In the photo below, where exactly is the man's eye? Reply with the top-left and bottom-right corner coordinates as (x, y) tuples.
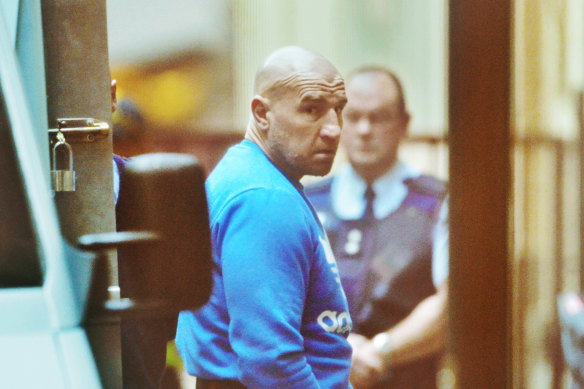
(370, 113), (395, 124)
(305, 106), (319, 116)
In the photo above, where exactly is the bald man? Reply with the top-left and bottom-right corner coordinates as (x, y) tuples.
(176, 46), (352, 389)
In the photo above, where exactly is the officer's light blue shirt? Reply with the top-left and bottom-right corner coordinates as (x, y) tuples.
(432, 197), (449, 286)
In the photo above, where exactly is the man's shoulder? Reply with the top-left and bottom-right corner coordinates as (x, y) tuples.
(207, 142), (263, 190)
(207, 149), (306, 218)
(401, 174), (447, 214)
(404, 174), (447, 199)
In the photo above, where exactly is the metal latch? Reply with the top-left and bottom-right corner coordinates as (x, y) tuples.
(49, 118), (110, 143)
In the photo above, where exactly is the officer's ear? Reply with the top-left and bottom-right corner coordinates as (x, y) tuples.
(111, 79), (118, 113)
(251, 95), (270, 131)
(398, 111), (411, 138)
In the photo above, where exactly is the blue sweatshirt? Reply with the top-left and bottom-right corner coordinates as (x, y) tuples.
(176, 140), (353, 388)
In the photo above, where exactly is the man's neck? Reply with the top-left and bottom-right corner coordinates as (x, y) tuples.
(244, 124), (264, 149)
(245, 126), (302, 182)
(353, 161), (397, 186)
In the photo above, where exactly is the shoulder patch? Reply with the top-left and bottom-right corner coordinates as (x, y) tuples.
(403, 175), (447, 200)
(402, 175), (447, 214)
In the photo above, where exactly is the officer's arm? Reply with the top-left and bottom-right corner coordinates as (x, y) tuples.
(371, 280), (447, 369)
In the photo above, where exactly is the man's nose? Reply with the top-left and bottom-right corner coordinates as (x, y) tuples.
(321, 109), (342, 138)
(355, 117), (372, 135)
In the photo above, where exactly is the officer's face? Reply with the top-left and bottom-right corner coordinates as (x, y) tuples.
(342, 73), (410, 182)
(264, 70), (347, 180)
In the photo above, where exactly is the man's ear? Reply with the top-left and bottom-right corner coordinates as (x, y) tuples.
(399, 111), (411, 137)
(111, 79), (118, 113)
(251, 96), (269, 131)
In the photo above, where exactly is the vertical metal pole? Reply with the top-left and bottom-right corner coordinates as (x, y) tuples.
(448, 1), (511, 388)
(41, 0), (115, 241)
(579, 92), (584, 292)
(40, 1), (120, 387)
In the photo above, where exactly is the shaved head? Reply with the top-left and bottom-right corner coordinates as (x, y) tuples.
(254, 46), (343, 99)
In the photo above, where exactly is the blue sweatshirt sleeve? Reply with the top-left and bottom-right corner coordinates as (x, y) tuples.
(215, 188), (321, 389)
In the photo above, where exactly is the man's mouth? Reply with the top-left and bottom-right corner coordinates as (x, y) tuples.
(357, 144), (376, 153)
(316, 150), (336, 157)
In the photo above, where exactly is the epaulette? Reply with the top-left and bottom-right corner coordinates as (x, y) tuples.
(403, 175), (448, 200)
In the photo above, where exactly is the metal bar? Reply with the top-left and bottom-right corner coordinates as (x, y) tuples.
(48, 118), (110, 143)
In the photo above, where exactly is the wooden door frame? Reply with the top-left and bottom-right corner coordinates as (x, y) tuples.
(448, 1), (512, 388)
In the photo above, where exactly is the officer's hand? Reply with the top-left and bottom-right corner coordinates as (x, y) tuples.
(347, 333), (368, 349)
(348, 335), (386, 389)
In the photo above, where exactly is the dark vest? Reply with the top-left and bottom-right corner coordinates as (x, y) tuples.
(306, 173), (446, 389)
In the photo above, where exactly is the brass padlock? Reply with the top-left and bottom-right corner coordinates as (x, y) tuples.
(51, 138), (76, 192)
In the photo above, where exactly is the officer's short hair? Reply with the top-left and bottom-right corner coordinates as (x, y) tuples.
(347, 66), (407, 115)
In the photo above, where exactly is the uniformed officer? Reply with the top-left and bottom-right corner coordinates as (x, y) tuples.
(306, 67), (448, 389)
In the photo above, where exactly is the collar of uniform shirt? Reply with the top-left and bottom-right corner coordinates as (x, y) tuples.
(331, 161), (420, 220)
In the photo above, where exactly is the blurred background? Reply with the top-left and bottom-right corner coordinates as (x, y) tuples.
(105, 1), (583, 388)
(107, 0), (448, 177)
